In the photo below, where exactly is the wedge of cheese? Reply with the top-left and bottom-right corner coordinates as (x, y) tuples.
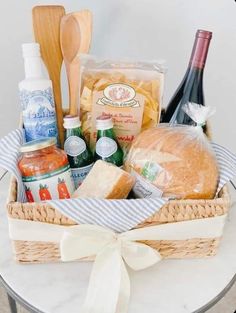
(73, 160), (135, 199)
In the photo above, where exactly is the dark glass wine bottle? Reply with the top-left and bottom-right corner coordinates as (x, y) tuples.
(162, 29), (212, 125)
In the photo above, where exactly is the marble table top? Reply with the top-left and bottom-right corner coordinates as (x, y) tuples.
(0, 174), (236, 313)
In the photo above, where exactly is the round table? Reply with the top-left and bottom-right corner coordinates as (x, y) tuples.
(1, 174), (236, 313)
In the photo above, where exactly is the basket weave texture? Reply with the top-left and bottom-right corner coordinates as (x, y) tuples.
(7, 177), (231, 263)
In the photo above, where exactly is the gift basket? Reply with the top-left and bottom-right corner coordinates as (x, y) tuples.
(1, 5), (236, 313)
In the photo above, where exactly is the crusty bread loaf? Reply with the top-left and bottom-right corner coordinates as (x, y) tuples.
(125, 126), (219, 199)
(73, 160), (135, 199)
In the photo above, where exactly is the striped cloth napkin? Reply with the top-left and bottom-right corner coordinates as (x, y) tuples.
(0, 128), (235, 232)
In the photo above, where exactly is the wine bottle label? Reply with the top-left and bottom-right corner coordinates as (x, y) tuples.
(96, 137), (118, 158)
(71, 163), (94, 189)
(22, 164), (75, 202)
(64, 136), (87, 157)
(131, 170), (163, 199)
(20, 87), (58, 142)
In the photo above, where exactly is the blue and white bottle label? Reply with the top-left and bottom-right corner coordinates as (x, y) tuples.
(20, 87), (58, 142)
(71, 163), (94, 189)
(64, 136), (86, 157)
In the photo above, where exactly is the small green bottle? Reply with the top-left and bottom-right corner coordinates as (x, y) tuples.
(63, 115), (94, 188)
(95, 116), (123, 167)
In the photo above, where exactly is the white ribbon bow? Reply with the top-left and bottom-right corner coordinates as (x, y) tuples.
(60, 225), (162, 313)
(8, 215), (226, 313)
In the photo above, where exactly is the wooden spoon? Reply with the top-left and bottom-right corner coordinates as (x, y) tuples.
(32, 5), (65, 147)
(60, 10), (92, 116)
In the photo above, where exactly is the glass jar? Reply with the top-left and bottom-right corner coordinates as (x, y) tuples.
(18, 138), (75, 202)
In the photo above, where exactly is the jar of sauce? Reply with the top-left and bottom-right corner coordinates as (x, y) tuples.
(18, 138), (75, 202)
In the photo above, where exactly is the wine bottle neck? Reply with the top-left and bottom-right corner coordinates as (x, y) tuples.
(189, 30), (212, 69)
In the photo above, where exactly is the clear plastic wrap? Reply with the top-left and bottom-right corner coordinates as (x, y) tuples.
(79, 55), (166, 153)
(125, 104), (219, 200)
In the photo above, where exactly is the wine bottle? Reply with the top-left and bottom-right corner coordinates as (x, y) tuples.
(162, 30), (212, 125)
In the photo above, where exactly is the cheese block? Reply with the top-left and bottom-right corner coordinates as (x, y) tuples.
(73, 160), (135, 199)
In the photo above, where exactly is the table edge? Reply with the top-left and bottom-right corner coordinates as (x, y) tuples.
(0, 274), (43, 313)
(193, 272), (236, 313)
(1, 272), (236, 313)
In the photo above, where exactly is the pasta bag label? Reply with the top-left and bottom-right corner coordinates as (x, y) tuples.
(91, 83), (145, 149)
(97, 84), (140, 108)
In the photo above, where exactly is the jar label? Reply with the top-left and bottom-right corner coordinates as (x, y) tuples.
(64, 136), (86, 157)
(131, 170), (163, 199)
(22, 164), (75, 202)
(20, 87), (58, 142)
(71, 163), (94, 189)
(96, 137), (118, 158)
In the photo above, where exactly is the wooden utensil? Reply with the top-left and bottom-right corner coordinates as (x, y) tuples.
(60, 10), (92, 116)
(32, 5), (65, 147)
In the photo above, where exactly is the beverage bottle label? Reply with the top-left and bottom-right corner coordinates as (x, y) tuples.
(95, 137), (118, 158)
(20, 87), (58, 141)
(64, 136), (86, 156)
(71, 163), (94, 189)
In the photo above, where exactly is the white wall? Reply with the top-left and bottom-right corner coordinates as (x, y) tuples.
(0, 0), (235, 152)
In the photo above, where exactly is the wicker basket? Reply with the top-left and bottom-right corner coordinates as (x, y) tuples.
(7, 175), (231, 263)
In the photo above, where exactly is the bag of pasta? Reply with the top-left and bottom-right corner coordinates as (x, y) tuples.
(80, 55), (166, 153)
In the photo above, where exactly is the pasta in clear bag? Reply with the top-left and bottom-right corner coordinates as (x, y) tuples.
(79, 55), (166, 153)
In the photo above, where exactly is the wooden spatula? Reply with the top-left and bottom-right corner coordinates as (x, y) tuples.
(60, 10), (92, 116)
(32, 5), (65, 147)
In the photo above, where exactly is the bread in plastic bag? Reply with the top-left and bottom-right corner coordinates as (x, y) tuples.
(80, 55), (166, 153)
(124, 104), (219, 200)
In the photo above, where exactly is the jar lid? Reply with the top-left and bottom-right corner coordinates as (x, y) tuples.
(96, 116), (113, 130)
(63, 115), (81, 129)
(20, 138), (57, 153)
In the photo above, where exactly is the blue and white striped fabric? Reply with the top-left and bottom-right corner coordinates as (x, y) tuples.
(47, 198), (166, 232)
(0, 128), (236, 232)
(212, 142), (236, 194)
(0, 129), (26, 202)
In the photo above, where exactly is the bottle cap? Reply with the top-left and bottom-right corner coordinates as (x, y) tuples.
(20, 138), (57, 153)
(196, 30), (212, 40)
(190, 29), (212, 69)
(96, 116), (113, 130)
(63, 115), (81, 129)
(22, 43), (41, 58)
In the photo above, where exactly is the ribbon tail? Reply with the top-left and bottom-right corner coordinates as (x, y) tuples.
(82, 243), (130, 313)
(115, 259), (130, 313)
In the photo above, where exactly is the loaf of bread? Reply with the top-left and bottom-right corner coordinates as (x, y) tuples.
(125, 126), (219, 199)
(73, 160), (135, 199)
